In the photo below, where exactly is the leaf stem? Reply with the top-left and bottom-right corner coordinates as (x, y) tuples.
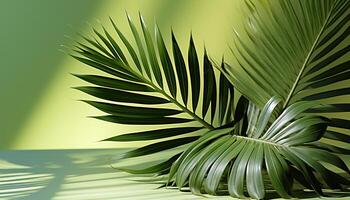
(152, 85), (214, 130)
(282, 5), (336, 109)
(126, 65), (214, 130)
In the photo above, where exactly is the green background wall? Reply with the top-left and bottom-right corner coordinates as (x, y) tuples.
(1, 0), (348, 149)
(1, 0), (246, 149)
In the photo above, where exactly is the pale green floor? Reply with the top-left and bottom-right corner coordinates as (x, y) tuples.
(0, 149), (349, 200)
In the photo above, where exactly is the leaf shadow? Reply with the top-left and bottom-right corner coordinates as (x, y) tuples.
(0, 149), (141, 200)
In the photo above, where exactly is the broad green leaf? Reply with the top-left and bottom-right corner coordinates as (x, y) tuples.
(225, 0), (350, 120)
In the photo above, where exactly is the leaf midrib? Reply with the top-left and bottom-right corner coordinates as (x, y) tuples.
(282, 3), (337, 110)
(123, 63), (214, 130)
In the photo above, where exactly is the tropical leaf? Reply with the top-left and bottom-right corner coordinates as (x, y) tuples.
(73, 14), (235, 160)
(71, 1), (350, 199)
(169, 97), (350, 199)
(223, 0), (350, 151)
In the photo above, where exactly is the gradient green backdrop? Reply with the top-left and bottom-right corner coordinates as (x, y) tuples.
(1, 0), (245, 149)
(1, 0), (348, 149)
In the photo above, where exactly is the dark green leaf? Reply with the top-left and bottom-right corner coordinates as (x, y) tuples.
(329, 118), (350, 129)
(72, 56), (139, 82)
(324, 130), (350, 143)
(110, 17), (143, 72)
(117, 153), (180, 174)
(122, 136), (199, 158)
(94, 115), (192, 125)
(104, 127), (202, 141)
(202, 50), (217, 123)
(102, 26), (128, 65)
(83, 100), (181, 117)
(302, 87), (350, 100)
(218, 68), (231, 126)
(75, 86), (168, 104)
(188, 35), (200, 111)
(156, 26), (177, 97)
(172, 31), (188, 105)
(74, 74), (150, 92)
(139, 14), (163, 87)
(127, 14), (152, 78)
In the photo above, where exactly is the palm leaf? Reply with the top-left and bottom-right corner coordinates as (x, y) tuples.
(171, 97), (350, 199)
(223, 0), (350, 150)
(71, 2), (350, 199)
(73, 14), (235, 160)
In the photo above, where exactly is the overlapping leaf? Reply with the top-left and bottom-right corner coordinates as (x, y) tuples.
(170, 97), (350, 199)
(73, 14), (235, 161)
(71, 1), (350, 199)
(223, 0), (350, 154)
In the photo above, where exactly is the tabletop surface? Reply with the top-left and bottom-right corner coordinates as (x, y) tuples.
(0, 149), (349, 200)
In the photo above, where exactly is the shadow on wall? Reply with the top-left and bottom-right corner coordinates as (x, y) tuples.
(0, 150), (349, 200)
(0, 0), (101, 148)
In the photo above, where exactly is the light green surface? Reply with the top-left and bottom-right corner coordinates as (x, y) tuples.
(0, 149), (348, 200)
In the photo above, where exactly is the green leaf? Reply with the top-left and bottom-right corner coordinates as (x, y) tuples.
(204, 139), (246, 195)
(110, 17), (142, 72)
(156, 25), (177, 97)
(218, 63), (234, 126)
(95, 115), (192, 125)
(225, 0), (350, 113)
(306, 103), (350, 113)
(329, 118), (350, 129)
(324, 130), (350, 143)
(83, 100), (181, 117)
(168, 128), (233, 183)
(74, 86), (168, 104)
(72, 56), (139, 82)
(73, 74), (150, 92)
(102, 26), (128, 65)
(127, 14), (152, 78)
(202, 50), (217, 122)
(171, 97), (350, 199)
(117, 153), (180, 174)
(228, 141), (254, 198)
(104, 127), (202, 141)
(189, 135), (236, 194)
(264, 145), (292, 198)
(246, 143), (264, 199)
(172, 31), (188, 105)
(188, 35), (200, 111)
(122, 136), (199, 159)
(139, 14), (163, 87)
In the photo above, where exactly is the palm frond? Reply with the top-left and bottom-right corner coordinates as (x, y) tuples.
(73, 14), (235, 159)
(72, 2), (350, 199)
(170, 97), (350, 199)
(223, 0), (350, 150)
